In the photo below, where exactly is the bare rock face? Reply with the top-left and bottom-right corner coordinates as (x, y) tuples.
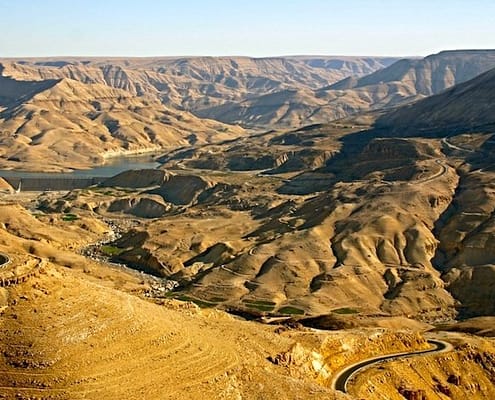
(108, 229), (181, 276)
(107, 198), (134, 213)
(268, 343), (329, 381)
(398, 387), (427, 400)
(338, 137), (441, 181)
(226, 154), (284, 171)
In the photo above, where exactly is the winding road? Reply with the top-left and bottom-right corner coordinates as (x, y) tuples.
(331, 339), (453, 393)
(0, 252), (10, 269)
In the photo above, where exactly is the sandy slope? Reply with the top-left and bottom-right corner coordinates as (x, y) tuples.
(0, 265), (341, 400)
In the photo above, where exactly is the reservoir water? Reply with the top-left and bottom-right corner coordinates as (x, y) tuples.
(0, 154), (161, 179)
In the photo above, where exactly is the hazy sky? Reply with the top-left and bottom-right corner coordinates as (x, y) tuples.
(1, 0), (494, 57)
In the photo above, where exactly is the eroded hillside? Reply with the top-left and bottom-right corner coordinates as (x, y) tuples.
(1, 50), (495, 399)
(27, 125), (491, 323)
(1, 51), (495, 171)
(0, 200), (493, 400)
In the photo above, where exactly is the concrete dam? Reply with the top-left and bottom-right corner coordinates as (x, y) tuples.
(2, 176), (105, 191)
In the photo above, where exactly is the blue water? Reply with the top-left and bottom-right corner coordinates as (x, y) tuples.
(0, 155), (161, 179)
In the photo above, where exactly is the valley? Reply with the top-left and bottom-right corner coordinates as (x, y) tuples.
(0, 48), (494, 399)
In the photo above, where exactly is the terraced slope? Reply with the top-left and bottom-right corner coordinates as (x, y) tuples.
(0, 266), (339, 400)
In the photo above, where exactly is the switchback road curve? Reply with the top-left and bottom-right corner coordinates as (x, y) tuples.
(0, 252), (10, 269)
(331, 339), (453, 393)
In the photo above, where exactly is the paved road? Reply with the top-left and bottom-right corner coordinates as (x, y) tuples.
(441, 137), (474, 153)
(415, 159), (447, 183)
(0, 252), (10, 269)
(331, 339), (453, 393)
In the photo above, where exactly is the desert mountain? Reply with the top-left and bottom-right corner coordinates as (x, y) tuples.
(1, 51), (495, 399)
(330, 50), (495, 93)
(2, 56), (398, 95)
(307, 50), (495, 126)
(192, 50), (495, 128)
(365, 67), (495, 317)
(275, 71), (495, 318)
(168, 50), (495, 128)
(1, 51), (495, 137)
(0, 71), (244, 171)
(0, 56), (399, 132)
(1, 51), (495, 320)
(374, 65), (495, 135)
(0, 56), (402, 170)
(102, 67), (495, 321)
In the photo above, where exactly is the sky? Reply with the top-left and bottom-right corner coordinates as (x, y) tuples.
(1, 0), (494, 58)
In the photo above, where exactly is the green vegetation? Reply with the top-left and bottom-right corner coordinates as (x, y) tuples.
(242, 299), (276, 312)
(278, 306), (304, 315)
(191, 299), (218, 308)
(62, 213), (79, 221)
(209, 296), (227, 303)
(173, 294), (194, 302)
(100, 245), (125, 256)
(244, 303), (275, 312)
(173, 294), (218, 308)
(332, 307), (360, 315)
(243, 299), (276, 306)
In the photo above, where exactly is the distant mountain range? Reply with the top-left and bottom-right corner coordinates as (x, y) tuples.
(212, 50), (495, 128)
(375, 64), (495, 135)
(1, 50), (495, 170)
(1, 56), (398, 119)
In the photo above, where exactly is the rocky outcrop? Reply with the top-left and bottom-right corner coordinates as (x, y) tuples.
(108, 195), (171, 218)
(184, 242), (236, 268)
(129, 197), (171, 218)
(398, 387), (427, 400)
(149, 174), (214, 205)
(266, 149), (334, 174)
(443, 265), (495, 317)
(102, 169), (167, 188)
(0, 257), (46, 288)
(268, 342), (330, 382)
(107, 195), (171, 218)
(227, 154), (284, 171)
(110, 230), (178, 277)
(116, 247), (172, 277)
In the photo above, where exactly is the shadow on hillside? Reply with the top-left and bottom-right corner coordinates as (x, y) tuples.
(0, 64), (60, 114)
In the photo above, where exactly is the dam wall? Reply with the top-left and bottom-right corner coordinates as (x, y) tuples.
(1, 176), (105, 191)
